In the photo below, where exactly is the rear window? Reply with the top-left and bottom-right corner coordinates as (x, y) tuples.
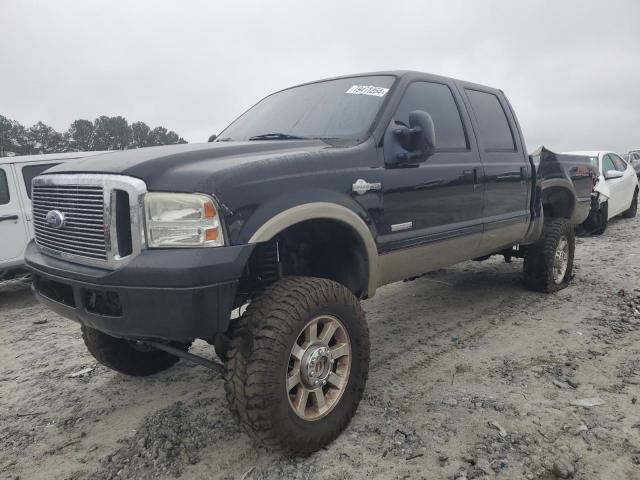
(466, 89), (516, 151)
(21, 163), (59, 199)
(0, 169), (9, 205)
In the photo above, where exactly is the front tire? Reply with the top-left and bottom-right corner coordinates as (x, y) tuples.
(224, 276), (369, 455)
(622, 190), (638, 219)
(523, 218), (575, 293)
(81, 326), (190, 376)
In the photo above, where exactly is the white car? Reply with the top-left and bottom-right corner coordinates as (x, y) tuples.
(564, 150), (638, 234)
(0, 151), (107, 281)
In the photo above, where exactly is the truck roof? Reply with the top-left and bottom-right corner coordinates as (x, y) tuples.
(0, 150), (110, 166)
(281, 70), (503, 97)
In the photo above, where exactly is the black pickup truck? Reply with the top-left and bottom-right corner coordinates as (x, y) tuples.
(25, 71), (593, 454)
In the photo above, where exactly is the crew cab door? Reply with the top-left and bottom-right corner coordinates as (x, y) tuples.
(462, 88), (530, 252)
(375, 80), (484, 283)
(0, 165), (29, 264)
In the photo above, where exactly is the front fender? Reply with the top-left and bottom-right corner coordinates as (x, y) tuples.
(234, 189), (380, 297)
(593, 177), (610, 202)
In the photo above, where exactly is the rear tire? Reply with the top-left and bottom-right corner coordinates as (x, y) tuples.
(81, 326), (190, 376)
(224, 276), (369, 454)
(523, 218), (575, 293)
(622, 190), (638, 219)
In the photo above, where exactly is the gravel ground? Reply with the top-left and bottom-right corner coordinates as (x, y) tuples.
(2, 216), (640, 480)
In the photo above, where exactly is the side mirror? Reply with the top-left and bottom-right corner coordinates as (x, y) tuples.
(208, 134), (217, 142)
(383, 110), (436, 166)
(605, 170), (623, 180)
(407, 110), (436, 159)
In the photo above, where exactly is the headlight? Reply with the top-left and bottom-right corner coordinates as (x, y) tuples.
(144, 193), (224, 247)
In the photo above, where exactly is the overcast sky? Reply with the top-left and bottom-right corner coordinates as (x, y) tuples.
(2, 0), (639, 152)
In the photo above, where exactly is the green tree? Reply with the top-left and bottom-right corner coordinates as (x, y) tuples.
(92, 115), (132, 150)
(67, 119), (94, 151)
(148, 126), (169, 146)
(0, 115), (28, 156)
(165, 130), (187, 145)
(147, 126), (187, 146)
(1, 114), (187, 156)
(25, 121), (67, 154)
(130, 121), (151, 148)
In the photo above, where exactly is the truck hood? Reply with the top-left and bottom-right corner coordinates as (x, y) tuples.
(45, 140), (333, 193)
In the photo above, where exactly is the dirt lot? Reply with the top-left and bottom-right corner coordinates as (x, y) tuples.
(2, 216), (640, 480)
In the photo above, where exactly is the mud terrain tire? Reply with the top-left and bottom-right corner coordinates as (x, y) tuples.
(224, 276), (369, 454)
(81, 326), (189, 376)
(523, 218), (575, 293)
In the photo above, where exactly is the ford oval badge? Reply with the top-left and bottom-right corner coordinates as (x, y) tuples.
(45, 210), (66, 229)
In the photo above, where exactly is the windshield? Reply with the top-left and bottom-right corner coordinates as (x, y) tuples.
(217, 75), (395, 145)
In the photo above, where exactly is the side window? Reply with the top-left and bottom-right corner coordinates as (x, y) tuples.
(466, 89), (516, 151)
(610, 154), (627, 172)
(394, 82), (468, 150)
(21, 163), (60, 199)
(0, 168), (10, 205)
(602, 154), (616, 173)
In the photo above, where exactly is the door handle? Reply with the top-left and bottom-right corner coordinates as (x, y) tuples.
(520, 166), (527, 185)
(0, 214), (19, 222)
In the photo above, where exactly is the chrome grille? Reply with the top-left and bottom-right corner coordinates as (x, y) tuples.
(31, 174), (148, 270)
(32, 185), (107, 260)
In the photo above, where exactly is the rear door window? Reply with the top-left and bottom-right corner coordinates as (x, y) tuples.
(0, 168), (10, 205)
(394, 81), (468, 150)
(21, 163), (60, 198)
(465, 89), (516, 151)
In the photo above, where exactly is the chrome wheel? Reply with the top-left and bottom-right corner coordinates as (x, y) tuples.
(553, 236), (569, 284)
(287, 315), (351, 420)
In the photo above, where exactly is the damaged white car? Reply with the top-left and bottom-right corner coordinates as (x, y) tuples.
(567, 150), (639, 234)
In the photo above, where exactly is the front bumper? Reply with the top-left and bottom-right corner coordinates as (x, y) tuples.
(24, 241), (254, 341)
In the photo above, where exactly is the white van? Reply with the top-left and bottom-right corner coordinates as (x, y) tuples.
(0, 151), (107, 280)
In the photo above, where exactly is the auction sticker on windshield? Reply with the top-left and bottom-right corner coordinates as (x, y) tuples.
(345, 85), (389, 97)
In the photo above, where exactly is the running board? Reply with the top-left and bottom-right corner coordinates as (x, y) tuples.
(144, 341), (224, 372)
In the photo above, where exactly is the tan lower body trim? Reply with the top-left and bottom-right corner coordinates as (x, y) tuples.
(377, 232), (483, 286)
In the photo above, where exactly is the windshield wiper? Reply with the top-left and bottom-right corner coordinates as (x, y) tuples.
(248, 133), (308, 141)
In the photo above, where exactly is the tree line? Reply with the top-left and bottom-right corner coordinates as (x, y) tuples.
(0, 115), (187, 156)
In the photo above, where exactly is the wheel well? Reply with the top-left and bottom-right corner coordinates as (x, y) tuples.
(541, 186), (574, 219)
(240, 219), (369, 300)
